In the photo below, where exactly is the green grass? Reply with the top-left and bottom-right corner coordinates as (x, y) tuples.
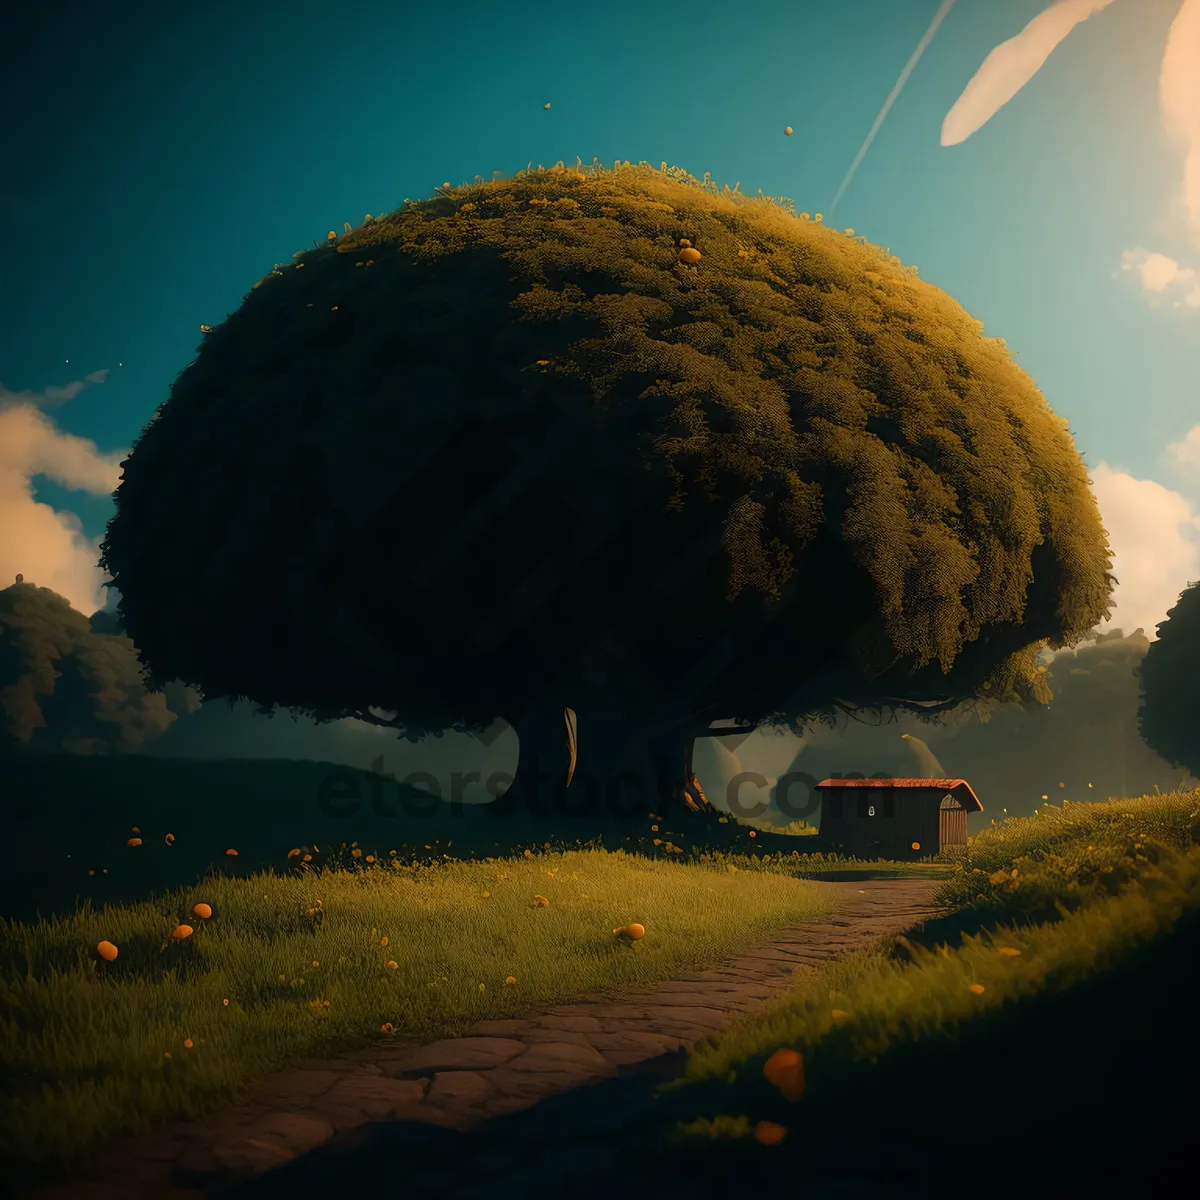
(0, 845), (838, 1182)
(647, 787), (1200, 1195)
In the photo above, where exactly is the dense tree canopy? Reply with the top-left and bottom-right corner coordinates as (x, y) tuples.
(0, 578), (180, 754)
(1138, 581), (1200, 778)
(100, 160), (1114, 815)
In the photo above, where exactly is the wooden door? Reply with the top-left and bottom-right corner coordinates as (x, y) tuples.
(938, 795), (967, 847)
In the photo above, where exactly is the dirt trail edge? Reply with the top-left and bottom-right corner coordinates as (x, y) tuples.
(27, 877), (944, 1200)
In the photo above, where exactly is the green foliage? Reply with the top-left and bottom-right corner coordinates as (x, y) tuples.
(101, 159), (1114, 745)
(0, 580), (178, 754)
(1138, 579), (1200, 776)
(938, 787), (1200, 921)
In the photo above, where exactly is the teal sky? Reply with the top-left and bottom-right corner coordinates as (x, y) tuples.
(2, 0), (1198, 637)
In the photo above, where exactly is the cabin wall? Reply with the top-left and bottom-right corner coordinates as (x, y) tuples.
(819, 789), (955, 858)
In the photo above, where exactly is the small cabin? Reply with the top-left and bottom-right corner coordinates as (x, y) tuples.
(814, 778), (983, 859)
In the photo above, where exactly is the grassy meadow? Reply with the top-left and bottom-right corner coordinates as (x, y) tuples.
(639, 787), (1200, 1198)
(10, 748), (1193, 1197)
(0, 840), (842, 1183)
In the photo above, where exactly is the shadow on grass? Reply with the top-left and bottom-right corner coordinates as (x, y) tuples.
(0, 754), (848, 922)
(225, 904), (1200, 1200)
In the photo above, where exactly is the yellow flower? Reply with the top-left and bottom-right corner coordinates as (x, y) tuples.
(386, 960), (398, 969)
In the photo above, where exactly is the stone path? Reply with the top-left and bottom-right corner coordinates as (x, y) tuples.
(25, 878), (944, 1200)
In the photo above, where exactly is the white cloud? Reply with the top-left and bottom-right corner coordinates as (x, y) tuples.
(1160, 0), (1200, 247)
(0, 374), (125, 615)
(1121, 247), (1200, 308)
(1090, 461), (1200, 638)
(1168, 423), (1200, 471)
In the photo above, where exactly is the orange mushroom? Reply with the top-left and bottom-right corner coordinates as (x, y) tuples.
(784, 126), (793, 136)
(762, 1048), (805, 1101)
(192, 903), (212, 919)
(96, 941), (118, 962)
(677, 247), (702, 264)
(678, 239), (692, 248)
(224, 848), (238, 857)
(613, 923), (646, 940)
(126, 837), (143, 847)
(172, 924), (194, 940)
(911, 842), (921, 851)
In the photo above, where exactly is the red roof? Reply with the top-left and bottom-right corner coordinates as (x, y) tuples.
(815, 777), (982, 812)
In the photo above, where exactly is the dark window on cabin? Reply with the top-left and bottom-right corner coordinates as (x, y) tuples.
(826, 793), (843, 818)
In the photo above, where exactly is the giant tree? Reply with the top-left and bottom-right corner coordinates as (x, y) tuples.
(1138, 581), (1200, 779)
(99, 161), (1114, 822)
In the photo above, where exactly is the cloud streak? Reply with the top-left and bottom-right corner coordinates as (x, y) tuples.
(941, 0), (1119, 147)
(828, 0), (959, 218)
(0, 373), (125, 615)
(943, 0), (1200, 250)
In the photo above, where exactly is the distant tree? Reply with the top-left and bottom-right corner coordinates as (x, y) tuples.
(0, 579), (178, 754)
(99, 162), (1114, 820)
(1138, 581), (1200, 778)
(788, 627), (1193, 820)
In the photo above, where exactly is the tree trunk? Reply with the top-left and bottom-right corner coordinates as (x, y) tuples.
(494, 702), (719, 826)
